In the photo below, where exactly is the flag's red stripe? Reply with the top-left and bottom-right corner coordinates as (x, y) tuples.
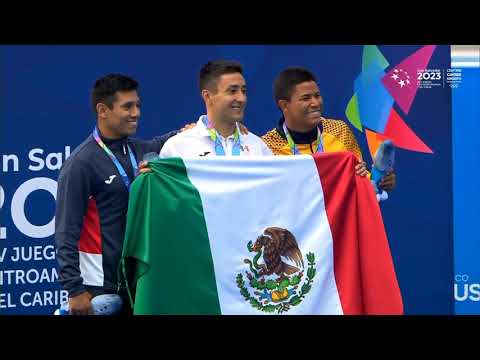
(314, 152), (403, 314)
(78, 197), (102, 254)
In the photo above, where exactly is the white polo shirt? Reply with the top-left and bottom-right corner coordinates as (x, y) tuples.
(160, 116), (272, 158)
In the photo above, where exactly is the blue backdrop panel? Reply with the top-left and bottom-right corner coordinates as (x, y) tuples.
(453, 67), (480, 313)
(0, 45), (453, 314)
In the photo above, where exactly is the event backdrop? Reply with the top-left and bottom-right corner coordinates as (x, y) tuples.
(0, 45), (470, 314)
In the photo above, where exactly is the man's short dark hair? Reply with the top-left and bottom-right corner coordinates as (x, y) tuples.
(91, 74), (138, 113)
(199, 60), (243, 93)
(273, 67), (317, 103)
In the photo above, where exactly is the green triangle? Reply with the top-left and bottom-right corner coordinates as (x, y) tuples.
(362, 45), (389, 71)
(345, 93), (363, 132)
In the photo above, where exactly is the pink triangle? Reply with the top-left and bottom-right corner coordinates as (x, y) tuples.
(382, 45), (436, 114)
(384, 108), (433, 153)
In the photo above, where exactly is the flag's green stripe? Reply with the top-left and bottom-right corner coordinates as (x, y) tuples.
(121, 158), (221, 315)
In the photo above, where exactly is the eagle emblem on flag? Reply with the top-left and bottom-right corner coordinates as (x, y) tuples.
(236, 227), (317, 314)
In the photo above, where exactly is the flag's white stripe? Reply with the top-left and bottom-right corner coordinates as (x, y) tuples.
(183, 156), (343, 315)
(79, 251), (104, 287)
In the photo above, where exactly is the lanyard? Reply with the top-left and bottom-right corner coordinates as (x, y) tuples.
(282, 122), (324, 155)
(202, 116), (242, 156)
(93, 127), (138, 191)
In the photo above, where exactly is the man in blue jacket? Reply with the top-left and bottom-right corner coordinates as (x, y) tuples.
(55, 74), (178, 315)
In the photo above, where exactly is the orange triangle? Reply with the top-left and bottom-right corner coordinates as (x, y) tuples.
(365, 129), (390, 161)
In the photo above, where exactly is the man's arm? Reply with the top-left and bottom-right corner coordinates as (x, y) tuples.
(138, 132), (182, 174)
(341, 123), (369, 177)
(145, 123), (202, 154)
(151, 130), (178, 152)
(337, 121), (371, 178)
(55, 158), (92, 313)
(339, 120), (364, 162)
(379, 171), (396, 191)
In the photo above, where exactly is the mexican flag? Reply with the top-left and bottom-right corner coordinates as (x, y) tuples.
(120, 152), (403, 315)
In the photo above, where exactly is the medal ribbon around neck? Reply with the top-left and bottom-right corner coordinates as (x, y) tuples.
(282, 122), (324, 155)
(202, 115), (241, 156)
(93, 126), (138, 191)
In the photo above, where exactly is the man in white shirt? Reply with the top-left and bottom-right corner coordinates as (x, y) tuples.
(160, 60), (272, 158)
